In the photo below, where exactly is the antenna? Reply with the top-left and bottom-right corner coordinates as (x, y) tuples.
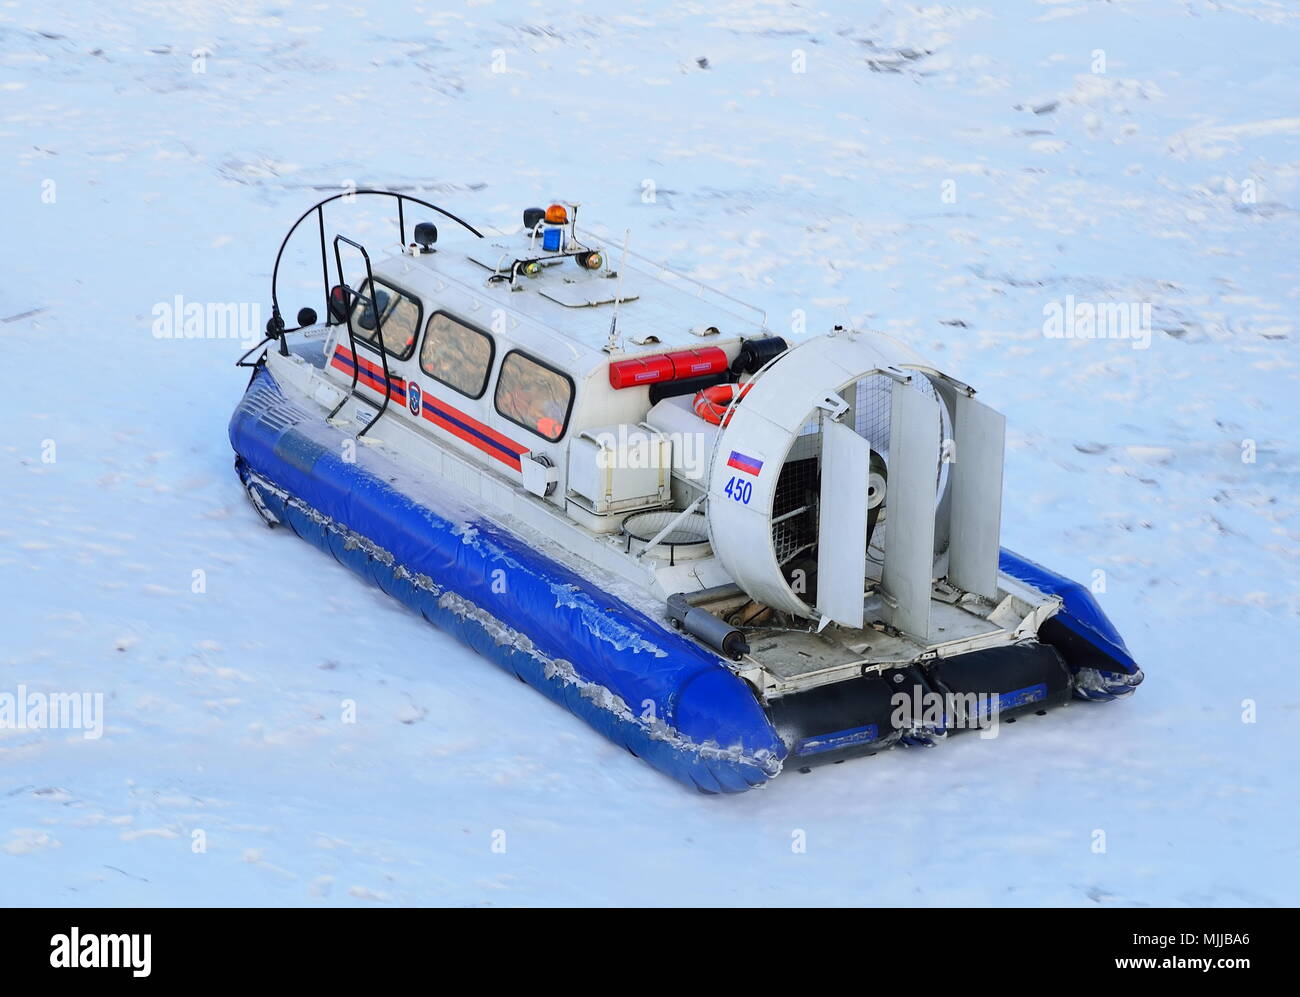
(605, 228), (631, 353)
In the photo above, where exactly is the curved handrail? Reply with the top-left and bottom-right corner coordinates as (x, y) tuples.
(269, 189), (485, 326)
(329, 233), (392, 437)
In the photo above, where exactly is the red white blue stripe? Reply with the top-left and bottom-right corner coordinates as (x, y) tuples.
(330, 344), (407, 401)
(330, 345), (527, 473)
(417, 392), (528, 472)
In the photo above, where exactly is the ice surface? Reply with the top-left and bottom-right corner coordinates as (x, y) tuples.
(2, 0), (1297, 906)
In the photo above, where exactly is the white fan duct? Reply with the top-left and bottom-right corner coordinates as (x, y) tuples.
(705, 331), (1005, 640)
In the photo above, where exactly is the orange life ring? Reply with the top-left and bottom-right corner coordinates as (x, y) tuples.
(692, 382), (751, 426)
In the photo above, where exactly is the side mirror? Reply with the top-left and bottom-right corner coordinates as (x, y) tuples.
(328, 285), (352, 323)
(297, 307), (318, 328)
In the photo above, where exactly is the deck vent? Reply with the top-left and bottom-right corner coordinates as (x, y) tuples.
(622, 510), (711, 564)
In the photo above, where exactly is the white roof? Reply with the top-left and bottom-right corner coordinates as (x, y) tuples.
(375, 226), (768, 370)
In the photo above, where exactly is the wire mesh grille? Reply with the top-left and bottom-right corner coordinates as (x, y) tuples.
(766, 372), (949, 580)
(771, 454), (819, 565)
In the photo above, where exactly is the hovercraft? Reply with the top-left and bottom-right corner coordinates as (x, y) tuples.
(229, 192), (1143, 793)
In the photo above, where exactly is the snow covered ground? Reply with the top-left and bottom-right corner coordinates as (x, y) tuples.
(2, 0), (1297, 906)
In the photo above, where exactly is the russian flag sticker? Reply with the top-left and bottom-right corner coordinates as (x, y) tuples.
(727, 450), (764, 476)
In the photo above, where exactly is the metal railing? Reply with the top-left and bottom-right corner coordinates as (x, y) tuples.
(260, 189), (484, 357)
(328, 234), (392, 437)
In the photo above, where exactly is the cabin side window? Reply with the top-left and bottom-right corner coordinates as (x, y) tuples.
(419, 312), (494, 399)
(494, 351), (574, 443)
(350, 279), (421, 360)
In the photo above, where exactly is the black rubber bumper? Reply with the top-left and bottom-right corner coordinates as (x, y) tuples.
(927, 640), (1073, 722)
(766, 642), (1072, 767)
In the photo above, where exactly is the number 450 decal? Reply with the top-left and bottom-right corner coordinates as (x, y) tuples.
(724, 476), (753, 505)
